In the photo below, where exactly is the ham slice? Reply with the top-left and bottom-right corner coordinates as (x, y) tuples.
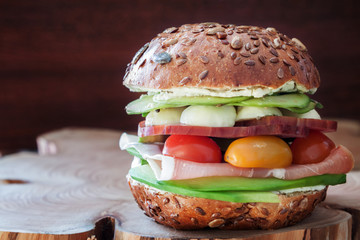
(120, 133), (354, 181)
(166, 145), (354, 180)
(138, 116), (337, 139)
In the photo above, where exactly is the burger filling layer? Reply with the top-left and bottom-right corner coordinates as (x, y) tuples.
(120, 132), (353, 203)
(122, 92), (354, 203)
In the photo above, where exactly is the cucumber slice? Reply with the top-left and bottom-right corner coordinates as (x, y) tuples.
(126, 95), (185, 115)
(126, 93), (316, 115)
(285, 101), (323, 114)
(234, 93), (310, 108)
(129, 165), (279, 203)
(126, 95), (250, 115)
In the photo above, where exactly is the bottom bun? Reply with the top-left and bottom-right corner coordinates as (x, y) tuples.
(128, 176), (327, 230)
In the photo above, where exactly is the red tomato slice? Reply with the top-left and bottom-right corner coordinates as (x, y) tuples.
(291, 130), (336, 164)
(138, 116), (337, 139)
(162, 135), (222, 163)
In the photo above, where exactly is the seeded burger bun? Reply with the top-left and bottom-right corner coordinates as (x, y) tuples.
(129, 177), (327, 230)
(124, 23), (327, 230)
(124, 22), (320, 98)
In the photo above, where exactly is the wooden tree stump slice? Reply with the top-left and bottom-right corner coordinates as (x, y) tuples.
(325, 119), (360, 240)
(325, 171), (360, 240)
(114, 205), (352, 240)
(326, 119), (360, 170)
(0, 127), (358, 240)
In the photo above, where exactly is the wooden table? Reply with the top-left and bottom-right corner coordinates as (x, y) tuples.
(0, 121), (359, 240)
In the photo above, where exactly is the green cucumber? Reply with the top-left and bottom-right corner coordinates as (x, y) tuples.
(285, 101), (323, 114)
(126, 93), (317, 115)
(126, 95), (250, 115)
(155, 96), (251, 105)
(129, 165), (279, 203)
(233, 93), (310, 108)
(126, 95), (185, 115)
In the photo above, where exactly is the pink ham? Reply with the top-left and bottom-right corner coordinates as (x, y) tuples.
(138, 116), (337, 139)
(167, 145), (354, 180)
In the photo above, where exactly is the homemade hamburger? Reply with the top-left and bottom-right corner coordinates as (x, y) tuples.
(120, 23), (354, 230)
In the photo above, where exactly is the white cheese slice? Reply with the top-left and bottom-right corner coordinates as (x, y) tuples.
(145, 107), (185, 126)
(236, 106), (282, 121)
(180, 105), (236, 127)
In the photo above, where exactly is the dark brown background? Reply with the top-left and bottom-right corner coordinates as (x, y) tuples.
(1, 0), (360, 153)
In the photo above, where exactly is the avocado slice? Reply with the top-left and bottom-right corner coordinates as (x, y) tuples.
(163, 174), (346, 192)
(125, 148), (346, 192)
(129, 165), (280, 203)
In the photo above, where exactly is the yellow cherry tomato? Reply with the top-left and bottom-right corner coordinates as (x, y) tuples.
(224, 136), (292, 168)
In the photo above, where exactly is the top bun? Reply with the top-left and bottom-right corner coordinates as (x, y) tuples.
(123, 23), (320, 98)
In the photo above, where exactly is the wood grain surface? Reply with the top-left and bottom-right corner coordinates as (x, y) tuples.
(1, 0), (360, 153)
(0, 128), (359, 240)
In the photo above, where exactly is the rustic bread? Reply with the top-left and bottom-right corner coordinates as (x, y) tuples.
(123, 23), (320, 96)
(128, 176), (327, 230)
